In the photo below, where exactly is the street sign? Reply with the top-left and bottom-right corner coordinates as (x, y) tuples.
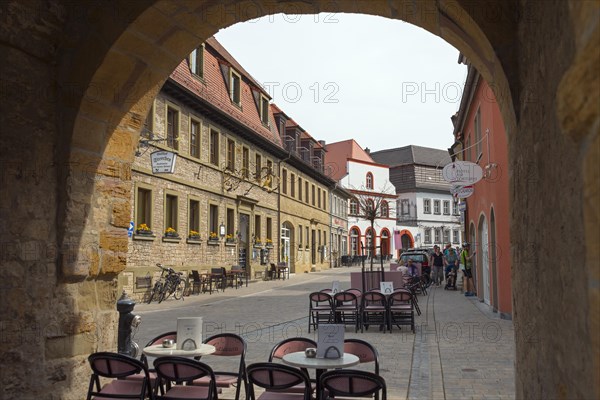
(458, 200), (467, 211)
(128, 221), (134, 237)
(442, 161), (483, 185)
(151, 150), (177, 173)
(452, 186), (474, 199)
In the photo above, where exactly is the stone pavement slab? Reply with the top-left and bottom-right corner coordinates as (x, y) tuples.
(134, 266), (515, 399)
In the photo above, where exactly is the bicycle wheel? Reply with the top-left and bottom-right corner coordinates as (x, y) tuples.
(173, 279), (187, 300)
(158, 280), (175, 303)
(147, 281), (163, 304)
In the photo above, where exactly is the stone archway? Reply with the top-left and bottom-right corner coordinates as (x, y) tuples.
(1, 1), (598, 399)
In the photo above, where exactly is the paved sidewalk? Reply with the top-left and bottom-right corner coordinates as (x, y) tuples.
(134, 265), (515, 399)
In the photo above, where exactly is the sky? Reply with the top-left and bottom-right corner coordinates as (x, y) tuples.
(215, 13), (467, 153)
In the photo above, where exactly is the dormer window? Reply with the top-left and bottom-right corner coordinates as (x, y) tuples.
(189, 45), (204, 78)
(260, 95), (269, 126)
(230, 69), (241, 105)
(366, 172), (374, 189)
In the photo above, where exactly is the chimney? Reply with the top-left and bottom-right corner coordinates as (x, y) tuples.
(365, 147), (370, 154)
(318, 140), (326, 147)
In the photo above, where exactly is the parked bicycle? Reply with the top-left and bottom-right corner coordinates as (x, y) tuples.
(147, 263), (187, 304)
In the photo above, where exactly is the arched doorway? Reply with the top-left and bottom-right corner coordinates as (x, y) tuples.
(490, 208), (499, 312)
(478, 214), (491, 305)
(380, 229), (390, 258)
(2, 2), (598, 399)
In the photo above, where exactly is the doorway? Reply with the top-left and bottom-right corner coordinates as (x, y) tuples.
(478, 215), (491, 305)
(239, 213), (250, 272)
(281, 222), (293, 273)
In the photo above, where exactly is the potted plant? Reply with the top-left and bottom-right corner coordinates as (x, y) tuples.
(265, 238), (273, 248)
(136, 223), (153, 235)
(208, 232), (219, 241)
(254, 237), (263, 247)
(188, 230), (200, 240)
(225, 233), (235, 244)
(164, 227), (179, 238)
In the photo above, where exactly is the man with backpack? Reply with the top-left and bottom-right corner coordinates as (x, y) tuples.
(461, 242), (476, 296)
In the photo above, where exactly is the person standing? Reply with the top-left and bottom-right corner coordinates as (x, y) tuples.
(430, 245), (445, 287)
(444, 243), (458, 289)
(460, 243), (476, 296)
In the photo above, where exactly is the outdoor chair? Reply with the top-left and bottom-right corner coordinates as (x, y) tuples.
(86, 351), (154, 400)
(231, 265), (247, 288)
(333, 291), (361, 332)
(388, 289), (415, 333)
(192, 333), (247, 400)
(126, 331), (178, 385)
(190, 270), (204, 295)
(308, 291), (334, 333)
(210, 268), (226, 292)
(153, 356), (217, 400)
(246, 362), (312, 400)
(343, 339), (381, 400)
(319, 369), (387, 400)
(360, 291), (388, 333)
(268, 337), (318, 394)
(400, 282), (422, 316)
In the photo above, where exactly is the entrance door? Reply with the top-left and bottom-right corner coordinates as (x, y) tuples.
(479, 216), (491, 305)
(281, 223), (292, 272)
(239, 213), (250, 271)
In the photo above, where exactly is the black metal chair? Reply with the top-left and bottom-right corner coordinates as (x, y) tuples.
(308, 291), (334, 333)
(192, 333), (247, 400)
(343, 339), (381, 400)
(361, 291), (388, 333)
(333, 291), (361, 333)
(87, 351), (154, 400)
(268, 337), (318, 395)
(319, 369), (387, 400)
(153, 356), (217, 399)
(388, 289), (415, 333)
(246, 362), (312, 400)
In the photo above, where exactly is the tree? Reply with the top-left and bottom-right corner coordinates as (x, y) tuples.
(348, 182), (396, 272)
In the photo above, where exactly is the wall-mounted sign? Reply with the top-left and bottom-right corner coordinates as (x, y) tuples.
(151, 150), (177, 174)
(451, 185), (474, 199)
(442, 161), (483, 185)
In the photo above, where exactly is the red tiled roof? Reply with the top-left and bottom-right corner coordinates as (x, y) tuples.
(205, 37), (269, 99)
(169, 38), (280, 146)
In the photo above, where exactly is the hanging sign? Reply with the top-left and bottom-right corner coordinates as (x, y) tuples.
(151, 150), (177, 173)
(451, 185), (475, 199)
(442, 161), (483, 185)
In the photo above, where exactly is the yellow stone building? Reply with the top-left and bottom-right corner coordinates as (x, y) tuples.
(120, 38), (336, 298)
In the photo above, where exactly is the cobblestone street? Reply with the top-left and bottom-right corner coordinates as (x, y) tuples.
(135, 265), (515, 400)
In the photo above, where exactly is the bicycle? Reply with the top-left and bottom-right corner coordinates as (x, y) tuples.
(147, 263), (187, 303)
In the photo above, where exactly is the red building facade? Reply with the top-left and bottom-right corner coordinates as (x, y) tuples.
(453, 57), (512, 318)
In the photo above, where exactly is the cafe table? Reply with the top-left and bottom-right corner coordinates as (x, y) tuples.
(282, 351), (359, 399)
(142, 343), (216, 358)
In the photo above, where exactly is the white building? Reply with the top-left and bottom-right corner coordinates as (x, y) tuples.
(370, 145), (462, 256)
(324, 140), (397, 259)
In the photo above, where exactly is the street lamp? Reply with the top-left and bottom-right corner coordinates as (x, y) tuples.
(219, 222), (226, 238)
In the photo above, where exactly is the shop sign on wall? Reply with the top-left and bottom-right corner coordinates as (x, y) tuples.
(443, 161), (483, 185)
(151, 150), (177, 173)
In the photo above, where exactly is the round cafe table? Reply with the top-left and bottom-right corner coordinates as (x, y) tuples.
(282, 351), (360, 399)
(142, 343), (215, 358)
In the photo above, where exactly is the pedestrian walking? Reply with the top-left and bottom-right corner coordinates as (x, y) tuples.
(460, 242), (476, 296)
(444, 243), (458, 289)
(431, 245), (445, 286)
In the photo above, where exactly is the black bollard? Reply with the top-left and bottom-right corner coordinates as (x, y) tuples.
(117, 290), (141, 357)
